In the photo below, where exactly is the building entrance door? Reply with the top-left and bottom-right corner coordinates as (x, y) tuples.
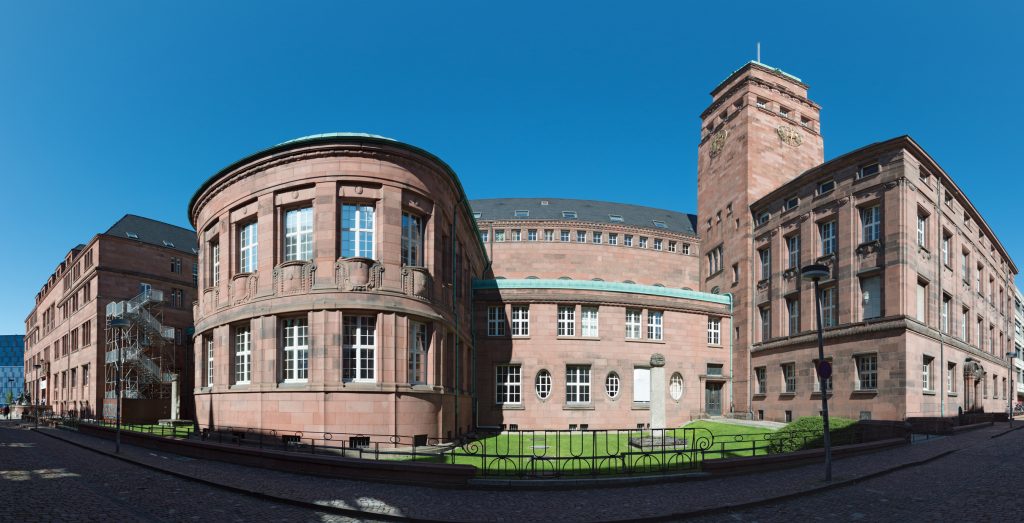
(705, 382), (722, 416)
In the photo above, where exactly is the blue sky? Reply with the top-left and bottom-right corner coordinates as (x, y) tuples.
(2, 1), (1022, 333)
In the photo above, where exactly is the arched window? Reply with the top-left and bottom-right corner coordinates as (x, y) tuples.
(669, 373), (684, 401)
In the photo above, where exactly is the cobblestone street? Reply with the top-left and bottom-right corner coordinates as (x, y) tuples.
(4, 420), (1024, 522)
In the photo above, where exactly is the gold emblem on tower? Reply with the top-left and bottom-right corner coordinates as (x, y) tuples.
(776, 124), (802, 147)
(709, 129), (728, 158)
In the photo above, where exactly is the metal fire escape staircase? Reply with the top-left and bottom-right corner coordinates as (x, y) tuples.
(104, 289), (176, 400)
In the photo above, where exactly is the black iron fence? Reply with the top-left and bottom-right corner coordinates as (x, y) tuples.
(62, 419), (911, 479)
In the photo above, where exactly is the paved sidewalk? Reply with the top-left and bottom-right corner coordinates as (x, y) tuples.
(32, 422), (1022, 522)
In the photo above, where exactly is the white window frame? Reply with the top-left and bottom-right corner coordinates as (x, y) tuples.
(820, 220), (837, 256)
(576, 230), (586, 243)
(211, 241), (221, 286)
(822, 286), (837, 327)
(917, 213), (928, 248)
(510, 305), (529, 337)
(342, 315), (376, 383)
(205, 337), (214, 387)
(284, 207), (314, 262)
(593, 232), (602, 244)
(527, 229), (538, 241)
(759, 248), (771, 280)
(856, 354), (878, 390)
(861, 205), (880, 243)
(495, 364), (522, 405)
(341, 203), (375, 259)
(624, 235), (634, 247)
(557, 306), (575, 337)
(647, 310), (663, 341)
(535, 370), (552, 399)
(234, 326), (251, 385)
(626, 309), (642, 340)
(282, 318), (309, 383)
(566, 365), (591, 404)
(760, 306), (771, 341)
(707, 317), (721, 345)
(560, 230), (570, 242)
(239, 222), (258, 273)
(922, 356), (934, 391)
(487, 306), (506, 336)
(787, 235), (800, 269)
(581, 306), (599, 337)
(409, 321), (428, 385)
(755, 367), (767, 395)
(605, 372), (620, 398)
(788, 297), (800, 335)
(782, 363), (796, 393)
(401, 212), (424, 266)
(608, 233), (618, 245)
(947, 362), (957, 393)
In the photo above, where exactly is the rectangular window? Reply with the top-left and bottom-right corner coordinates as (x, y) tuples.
(941, 232), (951, 266)
(668, 241), (676, 252)
(282, 318), (309, 383)
(961, 308), (970, 341)
(341, 204), (375, 258)
(409, 321), (428, 384)
(787, 235), (800, 269)
(787, 296), (800, 335)
(861, 275), (882, 320)
(527, 229), (538, 241)
(480, 231), (488, 243)
(401, 212), (424, 266)
(941, 294), (951, 334)
(785, 196), (799, 211)
(819, 220), (837, 256)
(916, 280), (928, 323)
(760, 306), (771, 342)
(856, 354), (878, 390)
(239, 222), (258, 273)
(496, 365), (522, 404)
(510, 305), (529, 337)
(755, 367), (767, 394)
(653, 239), (663, 251)
(560, 230), (570, 242)
(494, 230), (506, 242)
(861, 205), (881, 242)
(581, 306), (599, 337)
(557, 306), (575, 337)
(858, 163), (880, 179)
(342, 316), (376, 382)
(625, 309), (642, 340)
(608, 233), (618, 245)
(961, 251), (970, 282)
(682, 243), (691, 255)
(284, 207), (314, 262)
(514, 209), (529, 218)
(211, 242), (221, 286)
(822, 287), (837, 327)
(782, 363), (796, 393)
(708, 317), (721, 345)
(205, 337), (214, 387)
(647, 310), (663, 340)
(922, 356), (934, 391)
(592, 231), (602, 244)
(639, 237), (648, 249)
(624, 235), (634, 247)
(818, 179), (836, 194)
(566, 365), (591, 404)
(759, 248), (771, 280)
(511, 229), (521, 241)
(544, 229), (554, 241)
(576, 230), (586, 243)
(917, 212), (928, 248)
(487, 306), (506, 336)
(633, 367), (651, 403)
(234, 326), (252, 384)
(947, 362), (957, 393)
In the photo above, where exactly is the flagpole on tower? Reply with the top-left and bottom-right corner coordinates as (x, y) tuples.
(757, 42), (761, 63)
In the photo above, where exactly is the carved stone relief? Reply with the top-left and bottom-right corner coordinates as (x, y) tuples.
(273, 260), (316, 296)
(336, 257), (385, 292)
(776, 125), (803, 147)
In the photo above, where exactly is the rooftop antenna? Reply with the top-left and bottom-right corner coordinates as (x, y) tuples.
(756, 42), (761, 63)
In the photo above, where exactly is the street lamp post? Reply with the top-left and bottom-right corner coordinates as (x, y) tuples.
(33, 363), (41, 429)
(109, 318), (130, 454)
(1006, 351), (1019, 427)
(801, 263), (833, 482)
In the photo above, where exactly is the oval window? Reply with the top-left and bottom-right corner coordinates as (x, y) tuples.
(605, 372), (620, 398)
(535, 369), (552, 400)
(669, 373), (684, 401)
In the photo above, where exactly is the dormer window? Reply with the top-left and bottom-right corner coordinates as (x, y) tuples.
(784, 197), (799, 211)
(562, 211), (577, 219)
(540, 200), (549, 206)
(858, 163), (880, 179)
(609, 214), (624, 223)
(163, 240), (175, 248)
(473, 212), (482, 219)
(126, 232), (139, 239)
(818, 179), (836, 195)
(652, 220), (667, 229)
(514, 210), (529, 218)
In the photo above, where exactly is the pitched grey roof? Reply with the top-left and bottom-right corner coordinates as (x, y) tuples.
(469, 198), (698, 237)
(104, 215), (198, 256)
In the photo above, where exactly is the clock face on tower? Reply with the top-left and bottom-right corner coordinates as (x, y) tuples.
(709, 129), (729, 158)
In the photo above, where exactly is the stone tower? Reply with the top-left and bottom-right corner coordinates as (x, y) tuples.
(696, 62), (824, 414)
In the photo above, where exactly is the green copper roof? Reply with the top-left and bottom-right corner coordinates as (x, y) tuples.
(276, 132), (396, 147)
(473, 279), (732, 305)
(748, 60), (802, 83)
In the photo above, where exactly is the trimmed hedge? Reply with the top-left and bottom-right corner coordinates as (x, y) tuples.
(768, 416), (858, 454)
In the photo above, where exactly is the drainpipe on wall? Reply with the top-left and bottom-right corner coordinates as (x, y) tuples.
(936, 183), (945, 418)
(452, 203), (461, 438)
(722, 293), (736, 417)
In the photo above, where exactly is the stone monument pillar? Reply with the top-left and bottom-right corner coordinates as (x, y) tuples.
(650, 353), (666, 430)
(170, 374), (180, 421)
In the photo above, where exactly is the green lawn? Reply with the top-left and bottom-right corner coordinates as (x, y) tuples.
(684, 421), (778, 459)
(86, 421), (194, 438)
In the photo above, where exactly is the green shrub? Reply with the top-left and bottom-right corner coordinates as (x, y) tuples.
(767, 416), (858, 454)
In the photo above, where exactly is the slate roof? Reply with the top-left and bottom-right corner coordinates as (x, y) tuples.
(104, 215), (198, 256)
(469, 198), (698, 237)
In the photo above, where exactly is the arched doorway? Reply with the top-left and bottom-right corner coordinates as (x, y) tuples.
(963, 360), (986, 413)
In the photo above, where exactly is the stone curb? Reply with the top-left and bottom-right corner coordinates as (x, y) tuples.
(34, 428), (451, 523)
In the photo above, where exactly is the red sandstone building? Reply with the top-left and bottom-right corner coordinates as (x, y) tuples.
(185, 61), (1017, 441)
(23, 215), (197, 421)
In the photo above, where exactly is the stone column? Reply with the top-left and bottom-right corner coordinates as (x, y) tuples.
(650, 353), (666, 430)
(170, 375), (179, 420)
